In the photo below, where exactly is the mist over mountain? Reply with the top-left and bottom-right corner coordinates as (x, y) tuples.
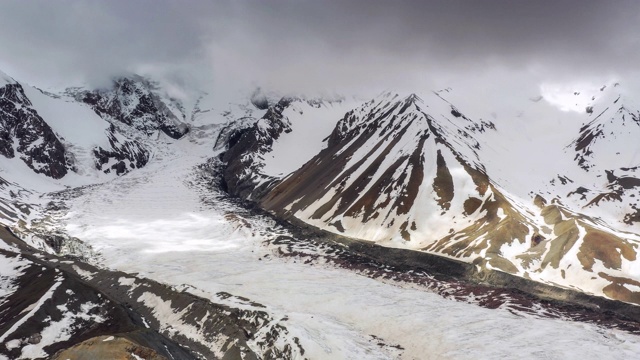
(2, 1), (640, 359)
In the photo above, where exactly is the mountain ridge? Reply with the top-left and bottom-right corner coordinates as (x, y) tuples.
(1, 68), (640, 307)
(218, 86), (640, 306)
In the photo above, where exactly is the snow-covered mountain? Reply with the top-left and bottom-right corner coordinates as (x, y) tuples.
(67, 75), (190, 140)
(220, 87), (640, 306)
(570, 83), (639, 171)
(555, 84), (640, 228)
(258, 92), (494, 246)
(0, 71), (71, 179)
(0, 70), (198, 184)
(2, 67), (640, 358)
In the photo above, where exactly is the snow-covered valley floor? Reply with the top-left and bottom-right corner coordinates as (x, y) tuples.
(41, 142), (640, 360)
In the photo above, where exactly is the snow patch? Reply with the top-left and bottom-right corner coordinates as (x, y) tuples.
(72, 265), (95, 280)
(0, 278), (62, 343)
(19, 302), (105, 359)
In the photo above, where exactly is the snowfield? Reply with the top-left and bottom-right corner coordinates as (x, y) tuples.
(39, 135), (640, 359)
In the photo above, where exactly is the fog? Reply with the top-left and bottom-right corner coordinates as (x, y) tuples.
(0, 1), (638, 100)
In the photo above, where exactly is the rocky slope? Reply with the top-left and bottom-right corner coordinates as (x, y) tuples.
(0, 72), (71, 179)
(0, 72), (194, 181)
(557, 84), (640, 227)
(68, 75), (189, 140)
(0, 226), (310, 360)
(219, 89), (640, 306)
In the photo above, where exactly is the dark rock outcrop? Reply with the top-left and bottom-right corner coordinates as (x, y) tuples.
(92, 128), (149, 175)
(73, 76), (189, 140)
(221, 97), (293, 199)
(0, 82), (71, 179)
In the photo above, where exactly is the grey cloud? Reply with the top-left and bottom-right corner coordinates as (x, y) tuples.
(0, 0), (209, 86)
(0, 0), (638, 94)
(214, 0), (640, 89)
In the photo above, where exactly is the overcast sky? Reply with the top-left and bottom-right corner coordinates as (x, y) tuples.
(0, 0), (639, 99)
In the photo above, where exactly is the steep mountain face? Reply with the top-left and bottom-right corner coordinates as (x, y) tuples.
(221, 95), (353, 199)
(223, 92), (532, 264)
(260, 93), (497, 246)
(219, 90), (640, 305)
(0, 73), (197, 180)
(64, 76), (191, 176)
(542, 84), (640, 229)
(69, 76), (189, 140)
(0, 73), (71, 179)
(221, 97), (293, 199)
(531, 199), (640, 304)
(91, 127), (150, 175)
(570, 84), (638, 172)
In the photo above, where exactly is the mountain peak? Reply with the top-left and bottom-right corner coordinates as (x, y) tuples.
(373, 91), (422, 105)
(405, 93), (422, 104)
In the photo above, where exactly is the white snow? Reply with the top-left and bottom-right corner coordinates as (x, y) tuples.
(118, 277), (136, 286)
(0, 152), (65, 194)
(540, 82), (603, 113)
(262, 99), (360, 177)
(4, 339), (20, 351)
(71, 265), (96, 280)
(0, 278), (62, 343)
(0, 253), (30, 304)
(19, 302), (105, 359)
(22, 86), (110, 149)
(499, 236), (529, 259)
(54, 144), (640, 359)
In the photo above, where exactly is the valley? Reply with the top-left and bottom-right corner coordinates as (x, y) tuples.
(1, 69), (640, 359)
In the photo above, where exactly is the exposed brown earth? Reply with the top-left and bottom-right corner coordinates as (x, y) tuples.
(52, 335), (166, 360)
(425, 185), (533, 271)
(433, 149), (454, 211)
(463, 197), (482, 215)
(578, 229), (636, 271)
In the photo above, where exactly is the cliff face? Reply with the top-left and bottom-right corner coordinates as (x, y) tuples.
(0, 80), (70, 179)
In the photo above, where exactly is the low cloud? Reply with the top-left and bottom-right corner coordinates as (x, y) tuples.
(0, 0), (638, 97)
